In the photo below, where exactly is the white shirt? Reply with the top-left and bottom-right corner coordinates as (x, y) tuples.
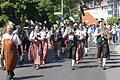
(68, 34), (74, 41)
(75, 29), (86, 40)
(94, 27), (101, 37)
(63, 27), (73, 38)
(88, 27), (91, 34)
(111, 27), (117, 34)
(1, 33), (22, 46)
(93, 27), (101, 43)
(46, 31), (52, 39)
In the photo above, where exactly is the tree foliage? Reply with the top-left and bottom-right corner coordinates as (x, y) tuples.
(107, 17), (119, 25)
(0, 0), (102, 27)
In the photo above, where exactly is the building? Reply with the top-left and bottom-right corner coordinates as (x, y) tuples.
(107, 0), (120, 17)
(83, 0), (120, 24)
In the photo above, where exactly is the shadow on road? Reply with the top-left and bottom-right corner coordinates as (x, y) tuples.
(79, 60), (96, 64)
(109, 58), (120, 60)
(16, 64), (33, 68)
(76, 64), (99, 69)
(110, 54), (120, 57)
(83, 57), (97, 60)
(106, 65), (120, 70)
(107, 61), (120, 64)
(13, 75), (44, 80)
(40, 64), (63, 69)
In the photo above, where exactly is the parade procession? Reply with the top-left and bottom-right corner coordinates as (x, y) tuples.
(0, 0), (120, 80)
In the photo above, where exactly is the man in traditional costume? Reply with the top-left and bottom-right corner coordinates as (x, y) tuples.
(63, 21), (77, 70)
(13, 23), (26, 64)
(94, 22), (110, 70)
(52, 27), (62, 60)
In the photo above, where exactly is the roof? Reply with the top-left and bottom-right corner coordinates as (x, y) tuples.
(82, 12), (97, 25)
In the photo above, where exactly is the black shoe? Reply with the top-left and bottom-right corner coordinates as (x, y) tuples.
(69, 56), (72, 59)
(55, 55), (57, 58)
(57, 57), (60, 60)
(84, 54), (88, 56)
(71, 66), (75, 70)
(10, 71), (15, 79)
(33, 64), (36, 68)
(103, 66), (106, 70)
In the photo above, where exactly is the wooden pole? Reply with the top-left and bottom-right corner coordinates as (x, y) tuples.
(101, 18), (104, 33)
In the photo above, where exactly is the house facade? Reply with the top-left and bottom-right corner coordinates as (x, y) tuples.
(85, 0), (120, 22)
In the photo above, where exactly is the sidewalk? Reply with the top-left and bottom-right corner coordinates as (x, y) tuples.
(113, 39), (120, 55)
(0, 54), (1, 67)
(114, 44), (120, 54)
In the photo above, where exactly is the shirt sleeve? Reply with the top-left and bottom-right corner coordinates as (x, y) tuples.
(63, 29), (68, 38)
(14, 34), (22, 46)
(75, 29), (79, 35)
(83, 31), (86, 37)
(29, 31), (35, 41)
(94, 28), (98, 37)
(1, 34), (5, 45)
(46, 32), (51, 39)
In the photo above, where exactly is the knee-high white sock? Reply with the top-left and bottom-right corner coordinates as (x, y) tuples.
(102, 58), (106, 67)
(72, 59), (75, 67)
(57, 50), (61, 56)
(62, 47), (65, 53)
(85, 48), (88, 54)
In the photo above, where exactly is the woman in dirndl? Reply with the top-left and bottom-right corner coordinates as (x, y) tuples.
(28, 25), (43, 70)
(40, 27), (48, 64)
(1, 24), (24, 80)
(75, 24), (86, 63)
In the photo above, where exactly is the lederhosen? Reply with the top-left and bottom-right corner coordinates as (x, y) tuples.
(75, 38), (84, 61)
(84, 32), (89, 48)
(67, 33), (77, 59)
(3, 39), (17, 72)
(96, 33), (110, 59)
(52, 30), (62, 54)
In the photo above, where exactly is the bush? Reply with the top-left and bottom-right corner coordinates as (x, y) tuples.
(107, 16), (119, 25)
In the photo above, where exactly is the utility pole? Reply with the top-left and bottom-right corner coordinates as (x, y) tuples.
(61, 0), (64, 21)
(79, 2), (85, 23)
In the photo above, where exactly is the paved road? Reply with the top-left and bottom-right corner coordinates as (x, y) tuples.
(0, 42), (120, 80)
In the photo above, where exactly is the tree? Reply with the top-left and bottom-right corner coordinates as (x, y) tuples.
(0, 0), (54, 27)
(0, 0), (104, 27)
(107, 17), (119, 25)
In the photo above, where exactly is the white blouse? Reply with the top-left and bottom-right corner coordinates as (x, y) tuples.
(29, 31), (47, 41)
(75, 29), (86, 40)
(40, 31), (47, 40)
(1, 33), (22, 46)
